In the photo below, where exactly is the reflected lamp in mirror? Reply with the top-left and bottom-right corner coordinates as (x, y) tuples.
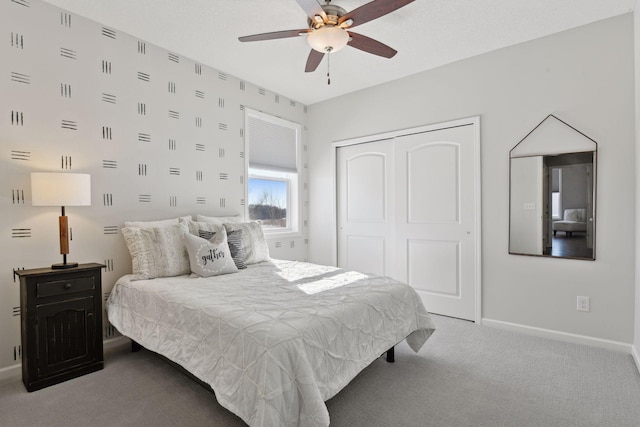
(31, 172), (91, 269)
(509, 115), (597, 260)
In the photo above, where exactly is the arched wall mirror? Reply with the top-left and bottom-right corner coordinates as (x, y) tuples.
(509, 115), (597, 260)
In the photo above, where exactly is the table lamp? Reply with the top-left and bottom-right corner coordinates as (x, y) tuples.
(31, 172), (91, 269)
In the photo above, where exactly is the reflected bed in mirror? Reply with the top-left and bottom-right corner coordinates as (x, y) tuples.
(509, 115), (597, 260)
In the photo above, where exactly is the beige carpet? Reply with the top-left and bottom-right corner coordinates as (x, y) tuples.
(1, 315), (639, 426)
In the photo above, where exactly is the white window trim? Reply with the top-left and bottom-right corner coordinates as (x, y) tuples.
(245, 109), (302, 239)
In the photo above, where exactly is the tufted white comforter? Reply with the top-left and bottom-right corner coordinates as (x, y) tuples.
(107, 259), (435, 427)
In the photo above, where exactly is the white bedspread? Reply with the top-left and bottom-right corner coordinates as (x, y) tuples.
(107, 259), (435, 427)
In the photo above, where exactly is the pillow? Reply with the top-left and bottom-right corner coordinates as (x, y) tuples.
(223, 221), (270, 265)
(199, 229), (247, 269)
(184, 229), (238, 277)
(125, 216), (192, 228)
(181, 219), (223, 236)
(564, 209), (584, 222)
(196, 214), (242, 224)
(121, 222), (190, 280)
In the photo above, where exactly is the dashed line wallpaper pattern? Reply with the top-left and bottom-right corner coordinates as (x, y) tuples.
(0, 0), (309, 371)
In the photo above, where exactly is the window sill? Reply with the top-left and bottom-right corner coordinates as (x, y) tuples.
(263, 230), (302, 240)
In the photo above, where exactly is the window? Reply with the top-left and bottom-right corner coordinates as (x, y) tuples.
(551, 168), (562, 220)
(551, 191), (561, 219)
(246, 109), (301, 235)
(248, 174), (289, 229)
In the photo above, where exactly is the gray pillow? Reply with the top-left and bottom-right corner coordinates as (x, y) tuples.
(181, 219), (222, 236)
(223, 221), (270, 265)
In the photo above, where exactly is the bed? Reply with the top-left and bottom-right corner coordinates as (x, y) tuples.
(107, 217), (435, 427)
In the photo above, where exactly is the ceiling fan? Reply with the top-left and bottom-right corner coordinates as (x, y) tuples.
(238, 0), (415, 77)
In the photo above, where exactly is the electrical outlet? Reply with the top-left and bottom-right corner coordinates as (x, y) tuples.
(577, 296), (590, 312)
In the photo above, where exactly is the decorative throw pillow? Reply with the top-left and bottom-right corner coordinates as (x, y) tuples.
(184, 229), (238, 277)
(564, 209), (584, 222)
(182, 219), (223, 236)
(124, 216), (192, 228)
(121, 222), (190, 280)
(223, 221), (270, 265)
(196, 214), (242, 224)
(198, 229), (247, 269)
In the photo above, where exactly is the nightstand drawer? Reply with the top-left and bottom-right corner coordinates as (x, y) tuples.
(36, 276), (95, 298)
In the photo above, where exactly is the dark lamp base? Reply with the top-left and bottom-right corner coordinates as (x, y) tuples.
(51, 262), (79, 270)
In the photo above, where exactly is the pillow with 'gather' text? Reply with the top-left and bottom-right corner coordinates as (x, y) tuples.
(198, 229), (247, 269)
(184, 228), (238, 277)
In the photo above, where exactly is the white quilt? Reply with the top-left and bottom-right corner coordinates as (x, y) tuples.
(107, 259), (435, 427)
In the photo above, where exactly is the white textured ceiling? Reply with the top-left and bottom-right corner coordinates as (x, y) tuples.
(41, 0), (635, 105)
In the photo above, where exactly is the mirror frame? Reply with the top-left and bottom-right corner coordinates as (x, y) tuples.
(509, 115), (598, 260)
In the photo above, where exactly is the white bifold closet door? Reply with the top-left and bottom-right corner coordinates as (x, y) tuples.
(337, 122), (479, 321)
(337, 139), (395, 278)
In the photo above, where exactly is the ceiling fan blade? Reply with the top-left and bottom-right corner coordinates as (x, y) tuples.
(239, 29), (310, 42)
(339, 0), (415, 28)
(305, 49), (325, 72)
(347, 32), (397, 58)
(296, 0), (327, 21)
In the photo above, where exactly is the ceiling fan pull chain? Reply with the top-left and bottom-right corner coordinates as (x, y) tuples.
(327, 51), (331, 85)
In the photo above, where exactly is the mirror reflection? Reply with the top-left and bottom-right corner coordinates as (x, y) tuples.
(509, 115), (597, 260)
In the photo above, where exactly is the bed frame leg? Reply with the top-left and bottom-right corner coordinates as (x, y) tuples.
(131, 340), (142, 352)
(386, 347), (395, 363)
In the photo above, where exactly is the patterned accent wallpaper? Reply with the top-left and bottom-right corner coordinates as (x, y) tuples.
(0, 0), (309, 371)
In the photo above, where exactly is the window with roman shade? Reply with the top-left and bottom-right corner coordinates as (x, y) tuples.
(246, 109), (301, 234)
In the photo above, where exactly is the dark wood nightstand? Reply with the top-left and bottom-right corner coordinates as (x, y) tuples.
(16, 263), (105, 392)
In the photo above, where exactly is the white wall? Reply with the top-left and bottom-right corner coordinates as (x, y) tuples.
(634, 2), (640, 368)
(0, 0), (309, 373)
(307, 14), (636, 344)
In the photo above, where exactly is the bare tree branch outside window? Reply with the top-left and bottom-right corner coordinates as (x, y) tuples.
(248, 179), (287, 228)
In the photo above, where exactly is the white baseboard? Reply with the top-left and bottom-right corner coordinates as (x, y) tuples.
(0, 336), (129, 384)
(632, 344), (640, 375)
(482, 318), (633, 354)
(0, 363), (21, 383)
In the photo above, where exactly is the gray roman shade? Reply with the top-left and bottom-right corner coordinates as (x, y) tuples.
(248, 115), (298, 173)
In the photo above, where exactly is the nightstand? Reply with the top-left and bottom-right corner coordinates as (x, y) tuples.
(16, 263), (105, 392)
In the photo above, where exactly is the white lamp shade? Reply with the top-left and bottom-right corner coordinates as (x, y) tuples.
(31, 173), (91, 207)
(308, 26), (349, 53)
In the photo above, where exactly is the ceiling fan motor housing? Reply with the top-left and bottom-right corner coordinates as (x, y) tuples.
(308, 4), (347, 28)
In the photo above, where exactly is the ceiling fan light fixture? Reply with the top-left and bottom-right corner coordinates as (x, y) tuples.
(307, 26), (349, 53)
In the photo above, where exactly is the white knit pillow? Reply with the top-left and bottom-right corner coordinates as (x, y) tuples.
(124, 216), (191, 228)
(121, 222), (190, 280)
(196, 214), (242, 224)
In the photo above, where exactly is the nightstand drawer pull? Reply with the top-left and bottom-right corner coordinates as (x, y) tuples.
(36, 277), (95, 298)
